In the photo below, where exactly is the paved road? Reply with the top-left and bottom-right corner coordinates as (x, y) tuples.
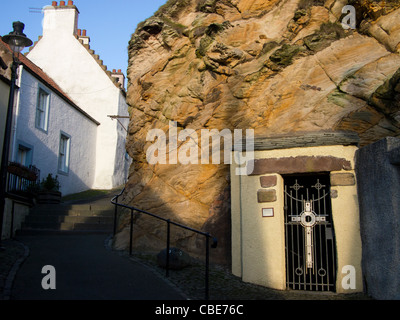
(10, 233), (185, 300)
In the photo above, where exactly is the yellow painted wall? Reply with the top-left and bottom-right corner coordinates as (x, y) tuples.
(330, 175), (363, 293)
(231, 145), (363, 293)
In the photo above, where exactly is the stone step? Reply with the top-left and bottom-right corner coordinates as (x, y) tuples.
(16, 229), (111, 235)
(29, 209), (115, 217)
(24, 215), (114, 224)
(29, 204), (115, 217)
(20, 221), (113, 232)
(20, 198), (117, 233)
(30, 203), (115, 211)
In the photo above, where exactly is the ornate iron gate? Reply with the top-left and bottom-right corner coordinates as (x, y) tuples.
(284, 174), (337, 292)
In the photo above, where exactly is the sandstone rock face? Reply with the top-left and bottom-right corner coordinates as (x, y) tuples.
(116, 0), (400, 264)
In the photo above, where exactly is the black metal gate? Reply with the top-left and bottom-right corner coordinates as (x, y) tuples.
(284, 174), (337, 292)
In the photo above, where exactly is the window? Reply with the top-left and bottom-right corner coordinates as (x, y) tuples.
(17, 144), (33, 167)
(58, 133), (70, 174)
(35, 88), (50, 132)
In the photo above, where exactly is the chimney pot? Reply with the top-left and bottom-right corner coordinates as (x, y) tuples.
(52, 1), (57, 6)
(68, 0), (74, 5)
(82, 29), (87, 36)
(77, 29), (82, 36)
(59, 1), (65, 6)
(113, 69), (116, 73)
(118, 69), (122, 73)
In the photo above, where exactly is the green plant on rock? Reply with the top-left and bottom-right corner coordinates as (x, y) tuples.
(269, 44), (304, 66)
(155, 0), (191, 18)
(297, 0), (325, 10)
(303, 22), (346, 52)
(259, 41), (279, 57)
(160, 16), (187, 35)
(196, 0), (217, 13)
(195, 22), (232, 58)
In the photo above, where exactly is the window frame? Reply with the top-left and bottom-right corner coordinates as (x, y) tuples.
(58, 131), (71, 175)
(16, 141), (34, 167)
(35, 86), (50, 133)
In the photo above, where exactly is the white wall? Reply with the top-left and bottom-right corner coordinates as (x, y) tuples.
(14, 68), (98, 195)
(42, 5), (78, 38)
(113, 91), (131, 186)
(27, 5), (130, 189)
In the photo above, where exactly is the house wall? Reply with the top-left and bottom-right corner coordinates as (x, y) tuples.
(1, 198), (30, 240)
(0, 79), (9, 163)
(231, 145), (363, 293)
(113, 91), (131, 186)
(27, 4), (130, 190)
(14, 69), (98, 196)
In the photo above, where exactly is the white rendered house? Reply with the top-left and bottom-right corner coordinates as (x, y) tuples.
(26, 1), (130, 190)
(1, 37), (99, 196)
(2, 39), (99, 196)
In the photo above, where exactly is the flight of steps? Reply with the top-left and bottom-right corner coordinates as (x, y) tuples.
(19, 201), (115, 234)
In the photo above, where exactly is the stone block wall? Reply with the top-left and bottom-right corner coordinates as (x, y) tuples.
(356, 137), (400, 300)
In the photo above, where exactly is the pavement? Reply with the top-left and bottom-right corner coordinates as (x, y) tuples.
(2, 233), (186, 300)
(0, 189), (372, 302)
(0, 189), (187, 301)
(1, 232), (372, 301)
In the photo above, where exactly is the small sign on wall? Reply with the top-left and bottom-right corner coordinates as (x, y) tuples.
(262, 208), (274, 217)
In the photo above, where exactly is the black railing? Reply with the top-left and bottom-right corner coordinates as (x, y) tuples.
(111, 188), (218, 300)
(5, 163), (40, 238)
(6, 162), (40, 195)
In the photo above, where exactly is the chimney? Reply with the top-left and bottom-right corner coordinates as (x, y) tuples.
(43, 0), (79, 37)
(78, 29), (90, 45)
(111, 69), (126, 90)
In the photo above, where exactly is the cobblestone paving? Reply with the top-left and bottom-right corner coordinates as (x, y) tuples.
(123, 251), (372, 301)
(0, 240), (27, 300)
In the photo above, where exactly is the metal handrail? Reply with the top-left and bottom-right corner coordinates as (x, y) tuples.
(6, 162), (40, 194)
(111, 188), (218, 300)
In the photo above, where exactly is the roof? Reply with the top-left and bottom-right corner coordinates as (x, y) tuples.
(27, 32), (126, 95)
(75, 33), (126, 94)
(24, 2), (126, 94)
(234, 131), (360, 151)
(0, 37), (100, 126)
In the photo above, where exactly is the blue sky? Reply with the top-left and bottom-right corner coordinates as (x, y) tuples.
(0, 0), (168, 77)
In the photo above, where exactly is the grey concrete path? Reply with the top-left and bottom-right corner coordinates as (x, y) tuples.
(10, 233), (186, 300)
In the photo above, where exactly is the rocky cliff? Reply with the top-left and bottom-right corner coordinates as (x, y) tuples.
(115, 0), (400, 264)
